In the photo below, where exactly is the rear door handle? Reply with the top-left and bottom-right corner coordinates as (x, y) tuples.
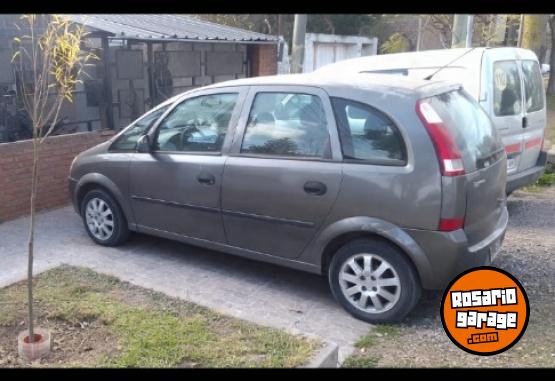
(304, 181), (327, 196)
(522, 116), (528, 128)
(197, 172), (215, 185)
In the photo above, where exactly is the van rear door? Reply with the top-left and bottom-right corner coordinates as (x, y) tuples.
(518, 59), (547, 171)
(490, 60), (525, 176)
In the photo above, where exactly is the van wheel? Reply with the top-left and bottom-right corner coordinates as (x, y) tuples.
(81, 189), (130, 246)
(328, 239), (421, 323)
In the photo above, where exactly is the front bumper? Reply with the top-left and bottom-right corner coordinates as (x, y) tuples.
(68, 177), (79, 213)
(404, 206), (509, 290)
(506, 151), (547, 194)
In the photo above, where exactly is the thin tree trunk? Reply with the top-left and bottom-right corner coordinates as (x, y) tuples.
(548, 16), (555, 96)
(27, 129), (39, 343)
(521, 14), (549, 59)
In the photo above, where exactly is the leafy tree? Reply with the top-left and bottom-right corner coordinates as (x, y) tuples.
(12, 14), (95, 344)
(195, 14), (381, 47)
(380, 33), (412, 54)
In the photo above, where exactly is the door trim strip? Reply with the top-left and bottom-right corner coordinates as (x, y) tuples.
(221, 209), (314, 228)
(131, 195), (315, 228)
(131, 195), (220, 214)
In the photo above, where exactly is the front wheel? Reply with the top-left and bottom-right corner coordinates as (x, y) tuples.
(81, 189), (130, 246)
(328, 238), (421, 323)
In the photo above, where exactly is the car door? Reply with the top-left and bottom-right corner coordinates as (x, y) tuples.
(128, 87), (247, 243)
(518, 59), (547, 171)
(221, 86), (343, 259)
(489, 59), (525, 176)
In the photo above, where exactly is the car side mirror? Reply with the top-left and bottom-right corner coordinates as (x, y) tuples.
(136, 135), (151, 153)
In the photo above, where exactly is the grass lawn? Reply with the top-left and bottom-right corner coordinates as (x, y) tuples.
(0, 266), (319, 368)
(342, 325), (400, 368)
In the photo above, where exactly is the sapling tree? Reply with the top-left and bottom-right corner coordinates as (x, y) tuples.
(12, 14), (95, 343)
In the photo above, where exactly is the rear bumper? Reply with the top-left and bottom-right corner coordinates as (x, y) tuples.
(404, 206), (508, 290)
(506, 151), (547, 194)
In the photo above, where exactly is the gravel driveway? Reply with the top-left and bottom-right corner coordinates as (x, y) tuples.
(345, 187), (555, 367)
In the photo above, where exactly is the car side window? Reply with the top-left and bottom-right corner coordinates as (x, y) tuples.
(331, 97), (406, 164)
(493, 61), (523, 116)
(110, 105), (169, 151)
(154, 93), (238, 153)
(521, 60), (544, 113)
(240, 92), (331, 158)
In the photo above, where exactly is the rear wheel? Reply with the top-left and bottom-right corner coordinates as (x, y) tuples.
(81, 189), (130, 246)
(328, 238), (421, 323)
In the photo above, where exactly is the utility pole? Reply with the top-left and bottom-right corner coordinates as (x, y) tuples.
(291, 14), (307, 74)
(277, 14), (283, 37)
(466, 15), (474, 47)
(451, 14), (473, 48)
(517, 14), (525, 47)
(416, 16), (422, 51)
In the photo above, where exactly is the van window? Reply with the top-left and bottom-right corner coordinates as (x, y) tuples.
(331, 98), (406, 164)
(428, 89), (503, 172)
(493, 61), (522, 116)
(521, 60), (544, 113)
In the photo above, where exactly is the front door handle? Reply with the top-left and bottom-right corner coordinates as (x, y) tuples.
(522, 116), (528, 128)
(197, 172), (216, 185)
(304, 181), (327, 196)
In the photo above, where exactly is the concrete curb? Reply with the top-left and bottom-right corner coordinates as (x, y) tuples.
(301, 341), (339, 368)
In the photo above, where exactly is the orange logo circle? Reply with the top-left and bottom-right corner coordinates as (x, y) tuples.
(441, 267), (529, 356)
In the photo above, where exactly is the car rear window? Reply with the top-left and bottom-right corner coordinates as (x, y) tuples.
(427, 89), (504, 172)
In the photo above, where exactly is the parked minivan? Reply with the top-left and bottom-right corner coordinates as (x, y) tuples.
(315, 47), (548, 194)
(69, 73), (508, 323)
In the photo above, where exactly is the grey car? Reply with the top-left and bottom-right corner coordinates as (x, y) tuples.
(69, 72), (509, 323)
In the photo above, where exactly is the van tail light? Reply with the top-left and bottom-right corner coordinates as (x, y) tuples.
(439, 217), (465, 232)
(540, 129), (547, 152)
(416, 100), (465, 176)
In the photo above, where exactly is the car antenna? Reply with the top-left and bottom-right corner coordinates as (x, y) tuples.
(424, 47), (478, 81)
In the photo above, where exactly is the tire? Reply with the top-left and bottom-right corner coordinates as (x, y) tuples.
(80, 189), (130, 246)
(328, 238), (421, 323)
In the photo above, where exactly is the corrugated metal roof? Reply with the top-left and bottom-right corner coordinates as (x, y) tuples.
(64, 14), (279, 43)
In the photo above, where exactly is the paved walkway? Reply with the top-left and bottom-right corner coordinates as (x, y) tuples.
(0, 206), (373, 361)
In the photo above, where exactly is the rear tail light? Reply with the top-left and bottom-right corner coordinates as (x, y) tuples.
(416, 100), (465, 176)
(439, 217), (465, 232)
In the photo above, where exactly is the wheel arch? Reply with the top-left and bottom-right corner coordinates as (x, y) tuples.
(74, 173), (135, 228)
(305, 217), (433, 287)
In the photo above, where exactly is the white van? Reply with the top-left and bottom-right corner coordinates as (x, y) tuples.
(315, 47), (548, 193)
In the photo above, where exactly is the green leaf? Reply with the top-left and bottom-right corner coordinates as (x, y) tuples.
(11, 51), (20, 62)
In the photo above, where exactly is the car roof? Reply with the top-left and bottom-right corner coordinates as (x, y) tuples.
(195, 71), (460, 99)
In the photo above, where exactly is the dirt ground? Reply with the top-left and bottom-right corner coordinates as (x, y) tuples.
(344, 187), (555, 368)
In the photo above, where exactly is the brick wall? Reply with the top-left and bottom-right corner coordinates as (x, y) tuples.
(0, 130), (115, 222)
(250, 44), (278, 77)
